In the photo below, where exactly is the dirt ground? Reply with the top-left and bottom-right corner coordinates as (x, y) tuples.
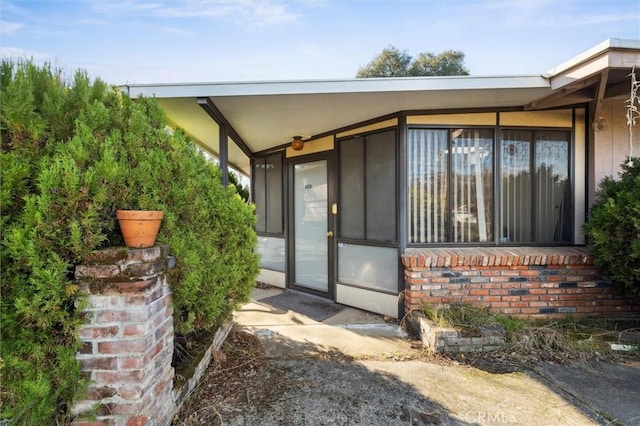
(172, 331), (452, 425)
(172, 330), (637, 426)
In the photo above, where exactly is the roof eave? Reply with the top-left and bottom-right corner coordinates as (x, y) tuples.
(122, 75), (549, 100)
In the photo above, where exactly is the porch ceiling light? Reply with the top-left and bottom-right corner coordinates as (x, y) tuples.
(291, 135), (304, 151)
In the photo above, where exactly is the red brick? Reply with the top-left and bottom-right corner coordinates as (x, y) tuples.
(560, 294), (580, 301)
(95, 370), (143, 384)
(451, 266), (469, 272)
(465, 283), (483, 290)
(469, 289), (489, 296)
(79, 356), (117, 371)
(548, 276), (566, 282)
(520, 282), (541, 288)
(97, 310), (148, 323)
(520, 270), (540, 276)
(119, 356), (144, 369)
(501, 282), (522, 289)
(529, 289), (548, 295)
(539, 295), (559, 301)
(521, 295), (540, 301)
(79, 326), (120, 339)
(482, 283), (502, 289)
(99, 337), (151, 355)
(565, 260), (581, 268)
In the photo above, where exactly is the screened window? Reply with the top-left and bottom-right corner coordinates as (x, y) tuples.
(408, 128), (493, 243)
(408, 127), (571, 245)
(339, 130), (396, 243)
(253, 153), (283, 234)
(501, 130), (571, 243)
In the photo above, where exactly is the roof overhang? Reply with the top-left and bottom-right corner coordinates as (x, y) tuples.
(526, 38), (640, 111)
(124, 76), (550, 174)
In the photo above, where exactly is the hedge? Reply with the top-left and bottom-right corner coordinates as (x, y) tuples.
(1, 60), (259, 424)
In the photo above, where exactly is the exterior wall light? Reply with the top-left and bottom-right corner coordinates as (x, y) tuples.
(291, 135), (304, 151)
(593, 117), (608, 132)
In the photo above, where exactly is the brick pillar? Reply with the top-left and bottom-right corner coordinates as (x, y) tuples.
(73, 246), (175, 426)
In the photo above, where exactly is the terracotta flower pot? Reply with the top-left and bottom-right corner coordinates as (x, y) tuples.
(116, 210), (164, 248)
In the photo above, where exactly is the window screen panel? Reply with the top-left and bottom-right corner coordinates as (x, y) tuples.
(266, 153), (283, 234)
(501, 130), (532, 242)
(534, 132), (571, 242)
(408, 129), (449, 243)
(254, 158), (267, 233)
(339, 137), (365, 239)
(365, 130), (396, 242)
(450, 129), (493, 242)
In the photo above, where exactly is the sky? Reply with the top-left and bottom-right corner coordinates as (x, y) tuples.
(1, 0), (639, 85)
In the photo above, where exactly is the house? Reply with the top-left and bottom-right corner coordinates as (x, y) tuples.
(124, 38), (640, 319)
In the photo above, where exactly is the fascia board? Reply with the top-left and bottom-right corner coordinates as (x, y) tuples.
(122, 75), (548, 100)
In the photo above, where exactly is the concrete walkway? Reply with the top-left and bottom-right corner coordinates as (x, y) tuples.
(234, 288), (640, 426)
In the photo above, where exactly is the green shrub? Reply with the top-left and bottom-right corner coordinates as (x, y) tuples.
(1, 60), (259, 424)
(583, 158), (640, 300)
(421, 302), (499, 329)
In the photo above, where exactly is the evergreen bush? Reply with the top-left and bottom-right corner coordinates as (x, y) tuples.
(583, 158), (640, 300)
(1, 60), (258, 424)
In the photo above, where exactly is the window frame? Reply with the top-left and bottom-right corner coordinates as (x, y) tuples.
(498, 127), (573, 244)
(337, 128), (399, 245)
(407, 124), (574, 247)
(252, 151), (285, 236)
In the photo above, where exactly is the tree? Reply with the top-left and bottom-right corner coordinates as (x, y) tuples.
(356, 46), (469, 78)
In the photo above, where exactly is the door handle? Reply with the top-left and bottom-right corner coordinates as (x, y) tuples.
(327, 231), (334, 238)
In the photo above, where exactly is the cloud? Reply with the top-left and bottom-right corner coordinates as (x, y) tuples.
(76, 18), (109, 26)
(568, 12), (639, 26)
(163, 27), (194, 36)
(0, 47), (50, 60)
(91, 0), (301, 27)
(1, 20), (23, 35)
(474, 0), (638, 30)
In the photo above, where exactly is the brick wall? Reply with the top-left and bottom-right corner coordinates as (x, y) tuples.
(73, 246), (175, 426)
(402, 247), (640, 318)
